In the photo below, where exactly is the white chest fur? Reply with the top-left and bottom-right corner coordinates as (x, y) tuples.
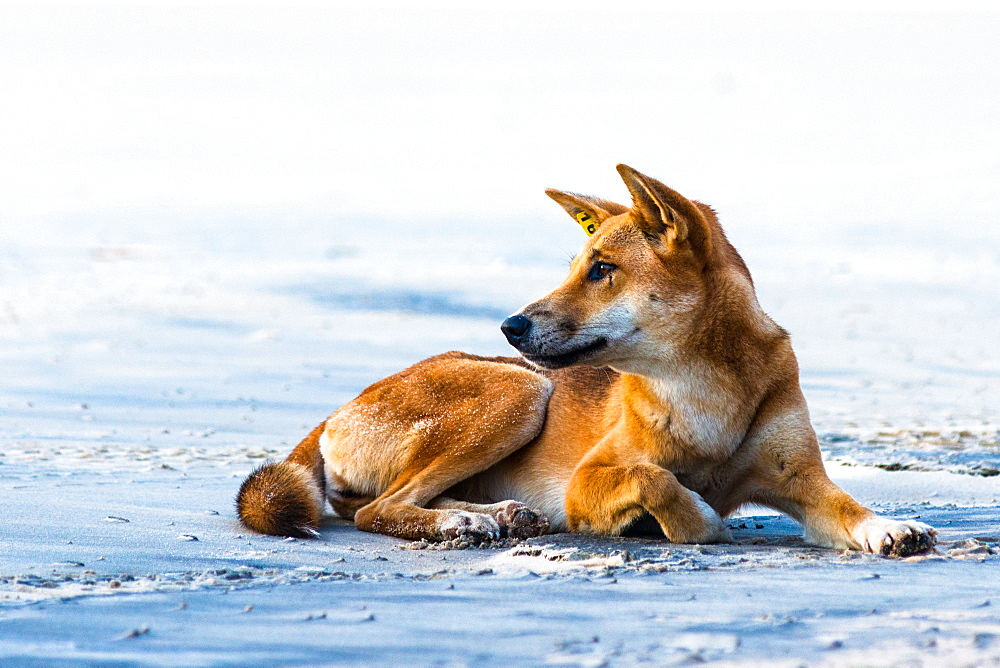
(641, 367), (746, 461)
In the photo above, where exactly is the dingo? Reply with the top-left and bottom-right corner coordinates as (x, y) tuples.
(236, 165), (936, 557)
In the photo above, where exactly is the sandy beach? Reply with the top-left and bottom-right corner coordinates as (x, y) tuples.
(2, 449), (1000, 665)
(2, 5), (1000, 666)
(2, 209), (998, 664)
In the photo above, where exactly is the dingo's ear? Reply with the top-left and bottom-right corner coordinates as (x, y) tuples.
(616, 164), (711, 254)
(545, 189), (628, 236)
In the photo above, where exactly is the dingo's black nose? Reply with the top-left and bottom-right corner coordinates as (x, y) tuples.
(501, 314), (531, 344)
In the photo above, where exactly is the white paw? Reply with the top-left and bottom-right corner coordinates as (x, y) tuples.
(440, 510), (501, 543)
(493, 501), (550, 539)
(691, 493), (733, 544)
(852, 517), (937, 556)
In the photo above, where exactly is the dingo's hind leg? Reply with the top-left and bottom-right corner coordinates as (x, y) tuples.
(342, 353), (553, 543)
(354, 464), (548, 543)
(429, 497), (550, 540)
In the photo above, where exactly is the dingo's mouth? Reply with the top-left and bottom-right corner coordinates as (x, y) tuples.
(523, 337), (608, 369)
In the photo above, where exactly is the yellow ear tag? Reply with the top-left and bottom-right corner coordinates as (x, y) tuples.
(575, 211), (597, 236)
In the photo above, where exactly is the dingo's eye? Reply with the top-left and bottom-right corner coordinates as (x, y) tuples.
(588, 261), (617, 281)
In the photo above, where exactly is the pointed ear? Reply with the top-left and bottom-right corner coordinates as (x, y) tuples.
(545, 189), (628, 236)
(616, 164), (711, 253)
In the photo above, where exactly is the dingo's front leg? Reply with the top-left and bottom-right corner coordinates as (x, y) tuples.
(757, 464), (936, 556)
(746, 409), (937, 556)
(565, 441), (732, 544)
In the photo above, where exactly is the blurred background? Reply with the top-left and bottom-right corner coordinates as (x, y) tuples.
(1, 3), (998, 473)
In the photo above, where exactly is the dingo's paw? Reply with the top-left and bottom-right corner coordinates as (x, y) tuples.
(440, 511), (500, 543)
(690, 493), (733, 544)
(853, 517), (937, 557)
(494, 501), (550, 540)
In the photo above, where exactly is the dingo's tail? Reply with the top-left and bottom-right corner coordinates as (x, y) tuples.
(236, 422), (327, 538)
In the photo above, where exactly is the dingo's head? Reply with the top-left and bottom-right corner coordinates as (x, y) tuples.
(502, 164), (754, 374)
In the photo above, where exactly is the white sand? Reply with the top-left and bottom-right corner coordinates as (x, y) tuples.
(2, 5), (1000, 666)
